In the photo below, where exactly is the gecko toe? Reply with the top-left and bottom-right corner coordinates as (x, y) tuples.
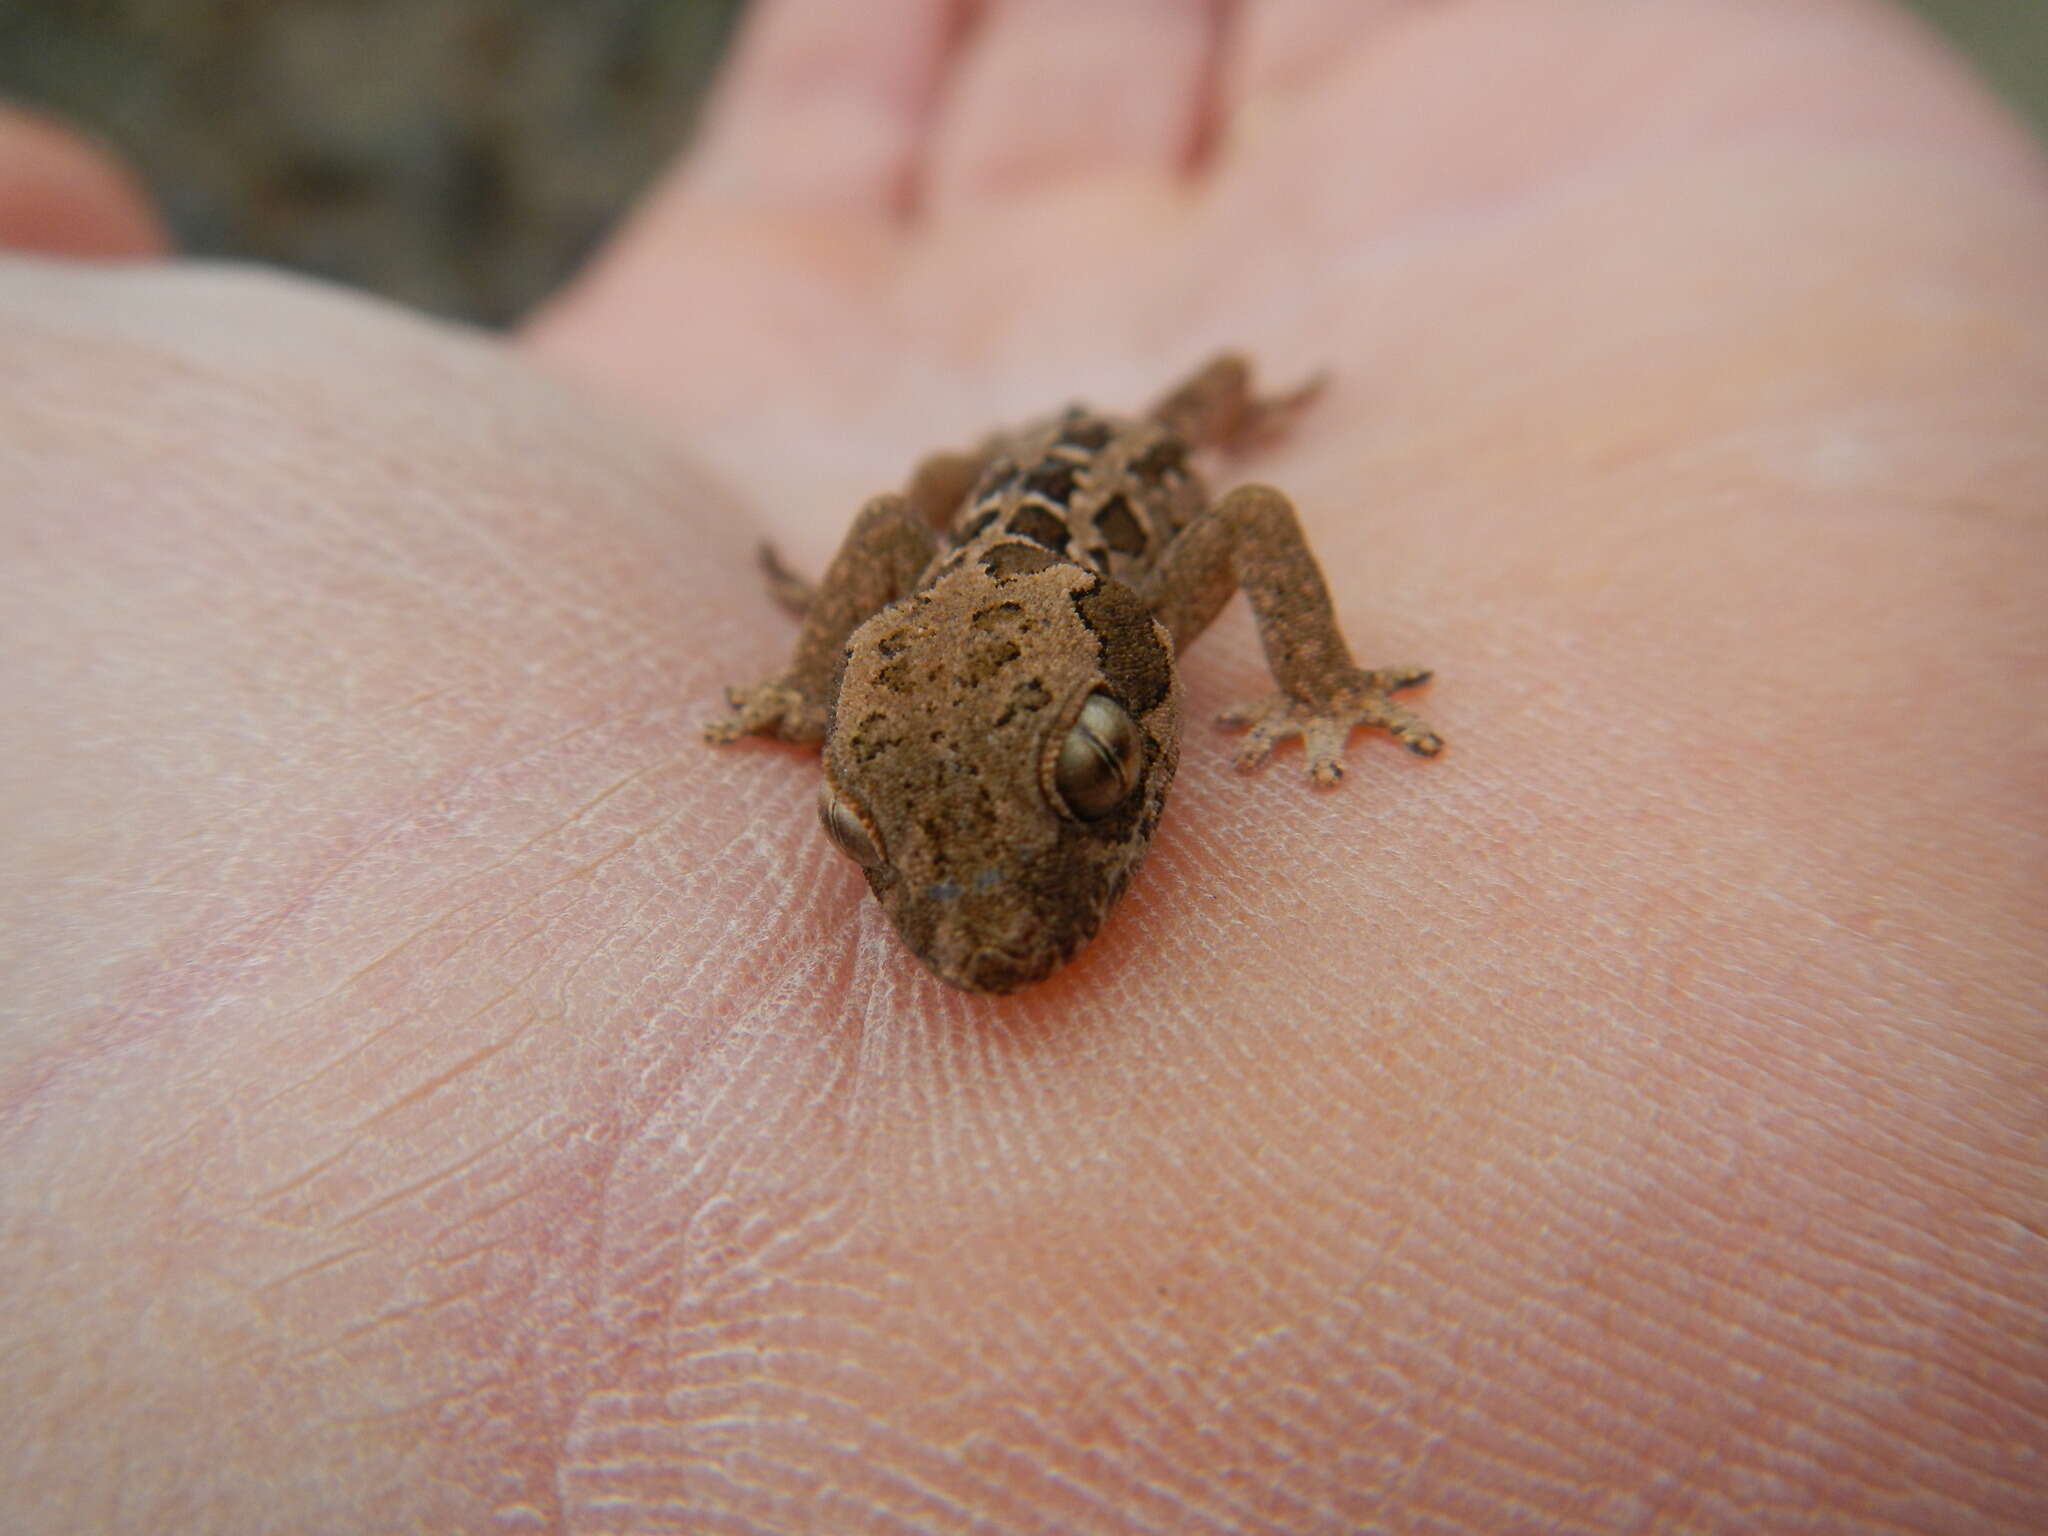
(1233, 729), (1283, 771)
(1372, 665), (1434, 692)
(1302, 718), (1348, 771)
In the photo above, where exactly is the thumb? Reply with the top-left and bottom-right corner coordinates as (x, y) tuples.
(0, 103), (166, 259)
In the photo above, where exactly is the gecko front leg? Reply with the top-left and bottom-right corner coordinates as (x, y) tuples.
(1144, 483), (1443, 784)
(704, 491), (937, 745)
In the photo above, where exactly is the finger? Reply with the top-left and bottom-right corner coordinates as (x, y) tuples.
(0, 104), (166, 258)
(1225, 0), (1422, 108)
(686, 0), (972, 215)
(926, 0), (1222, 210)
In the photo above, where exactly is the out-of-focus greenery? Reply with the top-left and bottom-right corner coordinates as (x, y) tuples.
(0, 1), (2040, 324)
(0, 0), (747, 323)
(1911, 0), (2048, 138)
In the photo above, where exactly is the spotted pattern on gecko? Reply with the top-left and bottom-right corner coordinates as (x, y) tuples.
(705, 354), (1443, 994)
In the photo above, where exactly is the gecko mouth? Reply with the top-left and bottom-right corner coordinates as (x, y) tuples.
(956, 944), (1058, 996)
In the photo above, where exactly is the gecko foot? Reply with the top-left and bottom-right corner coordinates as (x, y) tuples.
(1219, 666), (1442, 785)
(703, 677), (826, 745)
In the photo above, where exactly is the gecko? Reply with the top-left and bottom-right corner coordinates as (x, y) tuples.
(704, 354), (1443, 995)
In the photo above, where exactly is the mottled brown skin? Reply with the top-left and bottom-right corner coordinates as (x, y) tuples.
(706, 354), (1443, 993)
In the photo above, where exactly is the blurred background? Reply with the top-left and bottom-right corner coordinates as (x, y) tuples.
(1, 0), (2042, 326)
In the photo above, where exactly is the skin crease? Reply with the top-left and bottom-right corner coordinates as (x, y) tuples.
(1, 0), (2045, 1531)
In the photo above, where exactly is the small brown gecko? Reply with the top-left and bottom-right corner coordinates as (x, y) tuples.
(705, 355), (1442, 994)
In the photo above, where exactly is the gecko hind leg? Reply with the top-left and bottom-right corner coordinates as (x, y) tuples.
(1149, 352), (1329, 456)
(757, 542), (814, 617)
(753, 442), (990, 624)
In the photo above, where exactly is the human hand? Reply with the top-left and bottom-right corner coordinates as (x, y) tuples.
(4, 3), (2044, 1531)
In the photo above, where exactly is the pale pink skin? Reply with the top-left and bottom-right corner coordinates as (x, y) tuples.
(4, 2), (2045, 1531)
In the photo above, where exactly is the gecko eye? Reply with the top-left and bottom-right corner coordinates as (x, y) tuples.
(1054, 693), (1142, 820)
(819, 781), (886, 868)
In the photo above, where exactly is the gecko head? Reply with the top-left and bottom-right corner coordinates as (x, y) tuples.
(818, 554), (1183, 994)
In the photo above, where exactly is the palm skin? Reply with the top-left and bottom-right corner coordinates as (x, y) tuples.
(2, 3), (2044, 1532)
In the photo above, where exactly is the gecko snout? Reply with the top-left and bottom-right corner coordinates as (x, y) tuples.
(957, 944), (1054, 996)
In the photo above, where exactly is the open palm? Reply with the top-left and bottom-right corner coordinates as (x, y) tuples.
(3, 2), (2044, 1532)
